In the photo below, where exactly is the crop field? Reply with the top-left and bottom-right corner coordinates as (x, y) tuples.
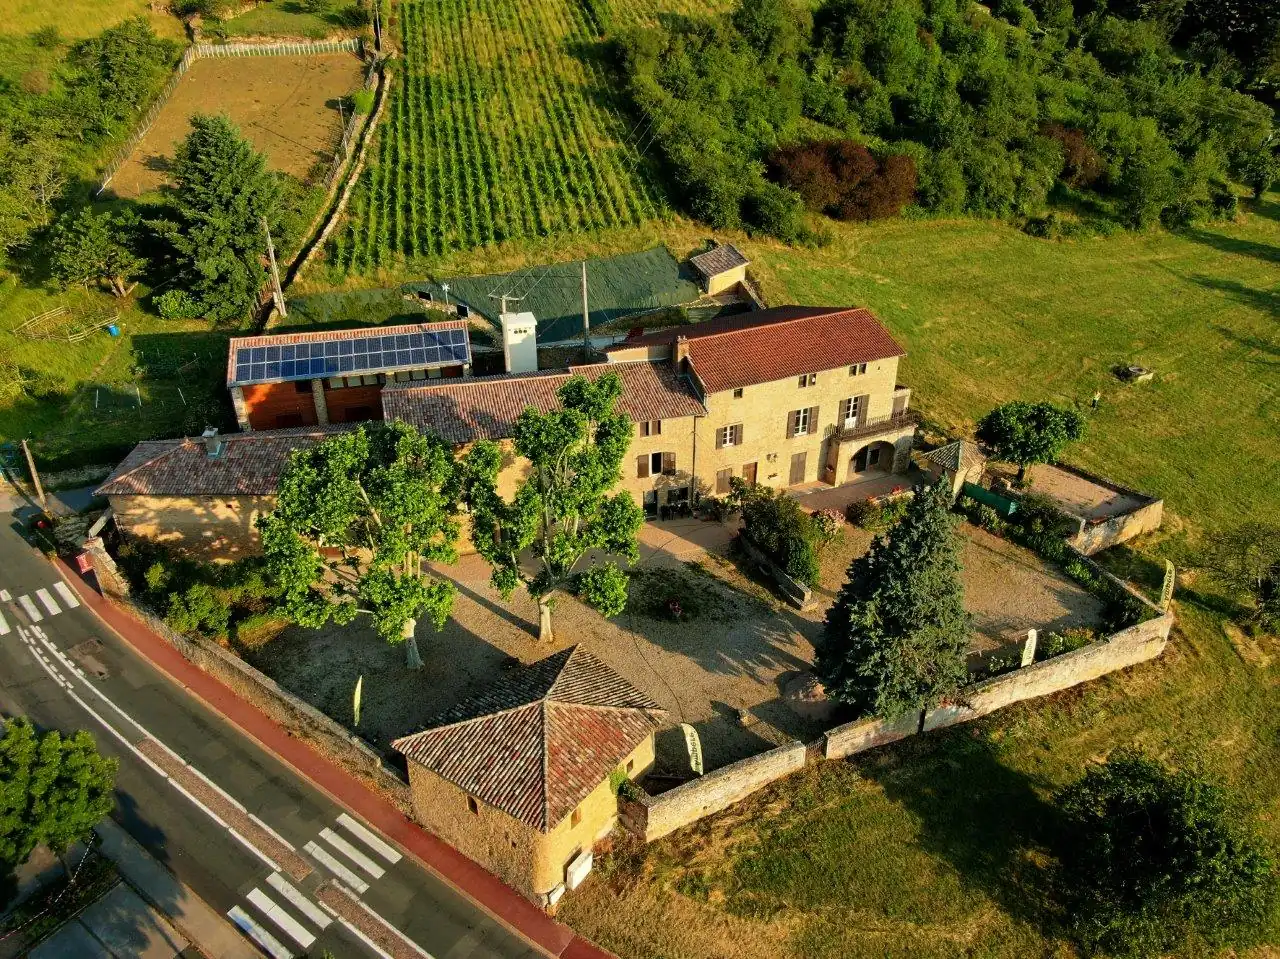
(108, 52), (365, 198)
(332, 0), (668, 269)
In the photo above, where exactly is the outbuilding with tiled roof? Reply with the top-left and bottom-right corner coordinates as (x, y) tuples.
(393, 646), (664, 903)
(689, 243), (750, 295)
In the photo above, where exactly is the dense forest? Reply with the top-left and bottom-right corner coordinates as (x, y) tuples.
(618, 0), (1280, 240)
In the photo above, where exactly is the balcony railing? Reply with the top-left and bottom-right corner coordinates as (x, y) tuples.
(833, 408), (920, 443)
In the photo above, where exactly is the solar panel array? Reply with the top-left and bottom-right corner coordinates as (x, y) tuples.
(233, 328), (469, 385)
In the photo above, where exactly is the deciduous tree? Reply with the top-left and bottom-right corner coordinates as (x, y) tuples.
(50, 209), (145, 297)
(257, 422), (462, 669)
(977, 400), (1086, 482)
(816, 481), (970, 720)
(462, 372), (643, 643)
(0, 717), (117, 878)
(1057, 749), (1278, 957)
(1206, 522), (1279, 631)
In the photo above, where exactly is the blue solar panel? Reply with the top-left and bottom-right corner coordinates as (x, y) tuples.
(232, 328), (469, 384)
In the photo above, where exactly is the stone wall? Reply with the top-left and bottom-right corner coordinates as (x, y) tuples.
(620, 740), (807, 843)
(1073, 498), (1165, 556)
(824, 709), (920, 760)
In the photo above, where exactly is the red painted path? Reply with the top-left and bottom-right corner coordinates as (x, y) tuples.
(56, 558), (616, 959)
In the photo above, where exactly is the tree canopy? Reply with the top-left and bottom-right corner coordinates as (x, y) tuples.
(1056, 749), (1278, 957)
(816, 481), (970, 719)
(977, 400), (1086, 480)
(1206, 522), (1280, 632)
(462, 372), (644, 642)
(151, 114), (282, 324)
(49, 209), (145, 298)
(0, 717), (117, 874)
(257, 421), (462, 668)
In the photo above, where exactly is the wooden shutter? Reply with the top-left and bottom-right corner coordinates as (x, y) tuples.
(662, 452), (676, 475)
(733, 424), (744, 445)
(637, 454), (650, 478)
(892, 393), (908, 416)
(715, 426), (724, 449)
(716, 469), (731, 494)
(640, 421), (650, 437)
(654, 419), (662, 435)
(808, 406), (820, 434)
(857, 396), (870, 427)
(786, 410), (797, 439)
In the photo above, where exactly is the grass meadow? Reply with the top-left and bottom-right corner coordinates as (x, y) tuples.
(0, 0), (183, 39)
(558, 199), (1280, 958)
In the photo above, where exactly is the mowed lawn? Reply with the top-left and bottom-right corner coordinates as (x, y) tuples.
(0, 0), (183, 39)
(559, 203), (1280, 957)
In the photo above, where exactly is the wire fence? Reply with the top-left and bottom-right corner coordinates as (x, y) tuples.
(97, 37), (365, 193)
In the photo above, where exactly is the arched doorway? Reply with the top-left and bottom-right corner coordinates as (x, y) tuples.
(848, 441), (894, 480)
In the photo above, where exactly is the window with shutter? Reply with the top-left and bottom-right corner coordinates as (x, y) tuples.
(716, 468), (732, 494)
(792, 407), (813, 436)
(661, 452), (676, 475)
(733, 424), (743, 445)
(786, 410), (798, 438)
(637, 454), (649, 478)
(857, 395), (869, 426)
(809, 406), (820, 433)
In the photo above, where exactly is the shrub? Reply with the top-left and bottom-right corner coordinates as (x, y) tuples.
(335, 4), (372, 28)
(811, 508), (846, 549)
(165, 583), (231, 639)
(971, 503), (1003, 532)
(769, 140), (916, 222)
(351, 88), (375, 115)
(1040, 626), (1097, 659)
(32, 26), (62, 49)
(1041, 123), (1104, 187)
(155, 289), (201, 320)
(741, 486), (820, 584)
(845, 497), (879, 527)
(1014, 492), (1076, 539)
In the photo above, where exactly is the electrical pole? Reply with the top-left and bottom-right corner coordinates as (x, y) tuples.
(581, 260), (591, 357)
(20, 439), (46, 508)
(262, 217), (287, 319)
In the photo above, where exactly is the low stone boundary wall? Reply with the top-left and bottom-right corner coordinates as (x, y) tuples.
(737, 533), (814, 610)
(1073, 498), (1164, 556)
(824, 709), (919, 760)
(620, 741), (807, 842)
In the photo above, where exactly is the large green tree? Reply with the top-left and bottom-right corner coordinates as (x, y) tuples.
(462, 372), (644, 643)
(152, 114), (280, 324)
(816, 481), (970, 720)
(1057, 749), (1278, 957)
(50, 208), (145, 297)
(0, 718), (117, 878)
(1206, 522), (1280, 631)
(257, 422), (462, 668)
(977, 400), (1086, 482)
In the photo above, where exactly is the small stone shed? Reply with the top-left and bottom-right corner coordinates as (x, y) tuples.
(918, 439), (986, 500)
(689, 243), (749, 296)
(392, 646), (665, 907)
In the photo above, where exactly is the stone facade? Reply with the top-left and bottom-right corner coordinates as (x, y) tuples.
(405, 735), (654, 902)
(108, 494), (274, 562)
(1072, 499), (1164, 555)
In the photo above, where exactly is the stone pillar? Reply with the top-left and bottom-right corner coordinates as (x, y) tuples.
(82, 536), (130, 601)
(311, 378), (330, 425)
(890, 433), (915, 473)
(1021, 629), (1037, 667)
(230, 385), (251, 432)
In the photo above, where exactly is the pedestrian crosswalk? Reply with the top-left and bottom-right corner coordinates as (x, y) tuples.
(230, 813), (403, 958)
(1, 579), (82, 635)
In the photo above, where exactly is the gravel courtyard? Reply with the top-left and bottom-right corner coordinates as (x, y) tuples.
(247, 517), (1104, 775)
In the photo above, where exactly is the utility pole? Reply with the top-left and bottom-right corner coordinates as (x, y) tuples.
(262, 217), (287, 319)
(581, 260), (591, 357)
(372, 0), (382, 53)
(20, 439), (46, 508)
(488, 292), (518, 315)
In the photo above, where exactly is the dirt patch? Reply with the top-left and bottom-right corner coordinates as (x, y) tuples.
(1024, 462), (1150, 520)
(107, 53), (365, 198)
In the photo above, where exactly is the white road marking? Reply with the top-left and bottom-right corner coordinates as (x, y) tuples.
(0, 610), (8, 636)
(35, 588), (61, 616)
(228, 905), (294, 959)
(303, 840), (369, 894)
(246, 887), (316, 950)
(18, 595), (42, 622)
(331, 915), (395, 959)
(53, 581), (80, 608)
(266, 873), (331, 930)
(341, 889), (435, 959)
(337, 813), (402, 864)
(320, 826), (385, 879)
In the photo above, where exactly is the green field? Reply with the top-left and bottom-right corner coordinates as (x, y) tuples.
(332, 0), (671, 268)
(0, 0), (182, 39)
(558, 201), (1280, 958)
(219, 2), (353, 39)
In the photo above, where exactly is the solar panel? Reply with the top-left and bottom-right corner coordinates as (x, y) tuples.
(232, 328), (469, 385)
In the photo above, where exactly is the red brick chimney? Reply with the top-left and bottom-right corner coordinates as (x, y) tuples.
(673, 335), (690, 367)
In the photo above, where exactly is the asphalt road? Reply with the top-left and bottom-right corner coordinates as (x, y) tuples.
(0, 520), (544, 959)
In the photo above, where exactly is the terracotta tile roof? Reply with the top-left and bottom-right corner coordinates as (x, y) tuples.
(382, 361), (707, 444)
(921, 439), (985, 473)
(226, 320), (470, 386)
(604, 306), (906, 394)
(392, 647), (664, 832)
(690, 243), (749, 278)
(95, 426), (350, 497)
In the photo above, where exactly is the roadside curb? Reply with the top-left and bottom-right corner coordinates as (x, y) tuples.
(52, 556), (617, 959)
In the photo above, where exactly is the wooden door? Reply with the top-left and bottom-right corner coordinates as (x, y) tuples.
(742, 462), (758, 485)
(789, 451), (807, 485)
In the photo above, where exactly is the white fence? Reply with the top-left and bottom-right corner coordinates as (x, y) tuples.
(97, 38), (364, 193)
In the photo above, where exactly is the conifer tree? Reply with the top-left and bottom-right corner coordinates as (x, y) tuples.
(816, 481), (970, 719)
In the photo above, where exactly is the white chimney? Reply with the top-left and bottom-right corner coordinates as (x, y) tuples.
(201, 427), (225, 459)
(500, 311), (538, 375)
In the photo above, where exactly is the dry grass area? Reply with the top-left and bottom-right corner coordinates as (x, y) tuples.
(107, 52), (364, 198)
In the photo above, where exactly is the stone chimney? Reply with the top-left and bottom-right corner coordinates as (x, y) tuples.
(201, 427), (225, 460)
(673, 335), (690, 368)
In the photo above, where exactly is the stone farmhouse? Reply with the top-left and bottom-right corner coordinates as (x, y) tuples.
(98, 305), (919, 556)
(391, 645), (664, 905)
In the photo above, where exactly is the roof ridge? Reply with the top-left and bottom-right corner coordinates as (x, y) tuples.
(540, 699), (552, 832)
(390, 698), (542, 745)
(679, 307), (860, 346)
